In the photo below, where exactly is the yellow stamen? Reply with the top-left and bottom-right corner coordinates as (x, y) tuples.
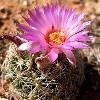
(49, 32), (65, 45)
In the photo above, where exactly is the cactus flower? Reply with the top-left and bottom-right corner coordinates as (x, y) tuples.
(17, 2), (91, 64)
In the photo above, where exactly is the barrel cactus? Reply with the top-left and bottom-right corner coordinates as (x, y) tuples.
(1, 1), (91, 100)
(2, 43), (85, 100)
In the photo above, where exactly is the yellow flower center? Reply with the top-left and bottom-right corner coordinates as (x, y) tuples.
(49, 32), (66, 45)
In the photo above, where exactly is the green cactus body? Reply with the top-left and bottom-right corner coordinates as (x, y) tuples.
(2, 43), (85, 100)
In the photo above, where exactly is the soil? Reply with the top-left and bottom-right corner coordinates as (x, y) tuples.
(0, 0), (100, 100)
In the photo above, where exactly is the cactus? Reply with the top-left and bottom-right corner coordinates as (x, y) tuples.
(1, 43), (85, 100)
(1, 0), (92, 99)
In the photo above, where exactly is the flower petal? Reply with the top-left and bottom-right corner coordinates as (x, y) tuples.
(17, 23), (43, 35)
(78, 13), (85, 21)
(67, 21), (91, 38)
(28, 44), (41, 53)
(28, 9), (51, 34)
(18, 32), (43, 41)
(65, 41), (90, 48)
(63, 49), (76, 64)
(18, 41), (32, 51)
(23, 17), (40, 30)
(44, 4), (54, 27)
(17, 23), (34, 33)
(47, 48), (59, 62)
(68, 31), (90, 42)
(59, 44), (74, 50)
(65, 13), (85, 31)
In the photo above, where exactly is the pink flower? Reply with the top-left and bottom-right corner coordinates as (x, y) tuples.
(17, 2), (91, 64)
